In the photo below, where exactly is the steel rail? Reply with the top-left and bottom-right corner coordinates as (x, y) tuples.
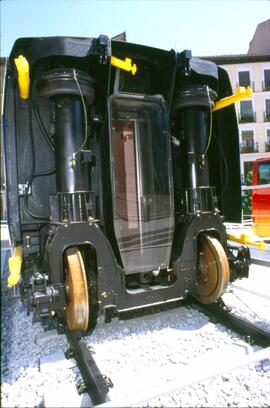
(65, 330), (109, 405)
(190, 299), (270, 348)
(250, 257), (270, 267)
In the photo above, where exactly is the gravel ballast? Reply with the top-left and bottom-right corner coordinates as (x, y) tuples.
(1, 253), (270, 407)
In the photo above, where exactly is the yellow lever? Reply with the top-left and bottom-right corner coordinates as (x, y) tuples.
(111, 56), (137, 75)
(8, 246), (23, 288)
(227, 233), (266, 251)
(213, 86), (253, 112)
(14, 55), (30, 99)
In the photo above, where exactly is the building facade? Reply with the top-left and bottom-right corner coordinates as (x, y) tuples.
(205, 54), (270, 183)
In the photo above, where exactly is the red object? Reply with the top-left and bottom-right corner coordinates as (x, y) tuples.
(252, 157), (270, 236)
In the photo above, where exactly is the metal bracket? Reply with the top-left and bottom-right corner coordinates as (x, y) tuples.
(18, 183), (31, 196)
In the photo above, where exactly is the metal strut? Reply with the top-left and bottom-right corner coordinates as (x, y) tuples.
(65, 330), (109, 405)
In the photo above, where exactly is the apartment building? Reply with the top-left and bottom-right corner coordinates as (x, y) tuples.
(213, 55), (270, 182)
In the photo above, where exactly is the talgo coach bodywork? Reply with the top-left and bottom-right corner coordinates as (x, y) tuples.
(3, 35), (249, 332)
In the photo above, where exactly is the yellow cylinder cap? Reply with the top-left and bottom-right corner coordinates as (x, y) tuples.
(14, 55), (30, 99)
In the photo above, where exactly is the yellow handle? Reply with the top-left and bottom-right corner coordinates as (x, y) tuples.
(14, 55), (30, 99)
(8, 246), (23, 287)
(213, 86), (253, 112)
(111, 56), (137, 75)
(227, 233), (266, 251)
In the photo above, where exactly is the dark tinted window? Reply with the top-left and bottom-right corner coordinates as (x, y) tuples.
(264, 69), (270, 88)
(238, 71), (250, 87)
(240, 100), (253, 117)
(258, 162), (270, 185)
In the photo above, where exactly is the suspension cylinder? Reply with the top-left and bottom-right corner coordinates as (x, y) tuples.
(39, 69), (95, 221)
(173, 84), (217, 213)
(173, 85), (216, 189)
(54, 95), (89, 192)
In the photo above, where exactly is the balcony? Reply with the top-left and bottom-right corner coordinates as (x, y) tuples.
(264, 111), (270, 122)
(262, 81), (270, 91)
(236, 81), (254, 91)
(238, 112), (256, 123)
(265, 142), (270, 152)
(240, 142), (259, 154)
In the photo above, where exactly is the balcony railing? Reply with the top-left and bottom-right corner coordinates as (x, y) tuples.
(265, 142), (270, 152)
(238, 112), (256, 123)
(264, 111), (270, 122)
(236, 81), (254, 91)
(262, 81), (270, 91)
(240, 142), (259, 154)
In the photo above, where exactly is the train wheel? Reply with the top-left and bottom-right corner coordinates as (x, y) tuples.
(65, 247), (89, 331)
(195, 234), (229, 304)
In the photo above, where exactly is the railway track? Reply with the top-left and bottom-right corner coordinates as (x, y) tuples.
(38, 296), (270, 407)
(1, 245), (270, 407)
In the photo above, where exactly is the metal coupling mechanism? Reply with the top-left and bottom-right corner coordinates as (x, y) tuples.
(29, 272), (65, 321)
(227, 245), (251, 282)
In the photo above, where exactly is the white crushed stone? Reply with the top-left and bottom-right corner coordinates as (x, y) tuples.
(1, 255), (270, 407)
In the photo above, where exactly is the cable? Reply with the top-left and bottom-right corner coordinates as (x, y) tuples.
(24, 100), (51, 221)
(33, 167), (55, 178)
(72, 68), (88, 157)
(201, 85), (213, 160)
(32, 101), (55, 152)
(228, 288), (262, 321)
(212, 131), (229, 200)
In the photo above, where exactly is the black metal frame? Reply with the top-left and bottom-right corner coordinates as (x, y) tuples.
(3, 35), (248, 328)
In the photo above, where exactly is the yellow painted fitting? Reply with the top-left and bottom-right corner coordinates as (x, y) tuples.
(8, 246), (23, 288)
(14, 55), (30, 99)
(227, 233), (266, 251)
(212, 86), (253, 112)
(111, 56), (137, 75)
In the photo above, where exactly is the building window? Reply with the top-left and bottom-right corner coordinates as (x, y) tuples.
(240, 130), (257, 153)
(238, 71), (251, 87)
(264, 99), (270, 121)
(239, 101), (255, 123)
(266, 129), (270, 152)
(263, 69), (270, 90)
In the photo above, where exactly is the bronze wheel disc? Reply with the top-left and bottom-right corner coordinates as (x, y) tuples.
(195, 235), (230, 304)
(65, 247), (89, 331)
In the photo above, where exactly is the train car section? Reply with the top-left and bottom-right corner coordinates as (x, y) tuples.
(252, 157), (270, 238)
(4, 35), (251, 335)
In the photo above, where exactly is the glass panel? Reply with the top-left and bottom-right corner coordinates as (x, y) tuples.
(258, 162), (270, 185)
(238, 71), (250, 87)
(266, 100), (270, 115)
(242, 130), (254, 149)
(109, 94), (174, 274)
(264, 69), (270, 88)
(240, 101), (253, 117)
(267, 129), (270, 142)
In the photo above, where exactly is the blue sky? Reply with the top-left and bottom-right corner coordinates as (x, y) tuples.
(1, 0), (270, 57)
